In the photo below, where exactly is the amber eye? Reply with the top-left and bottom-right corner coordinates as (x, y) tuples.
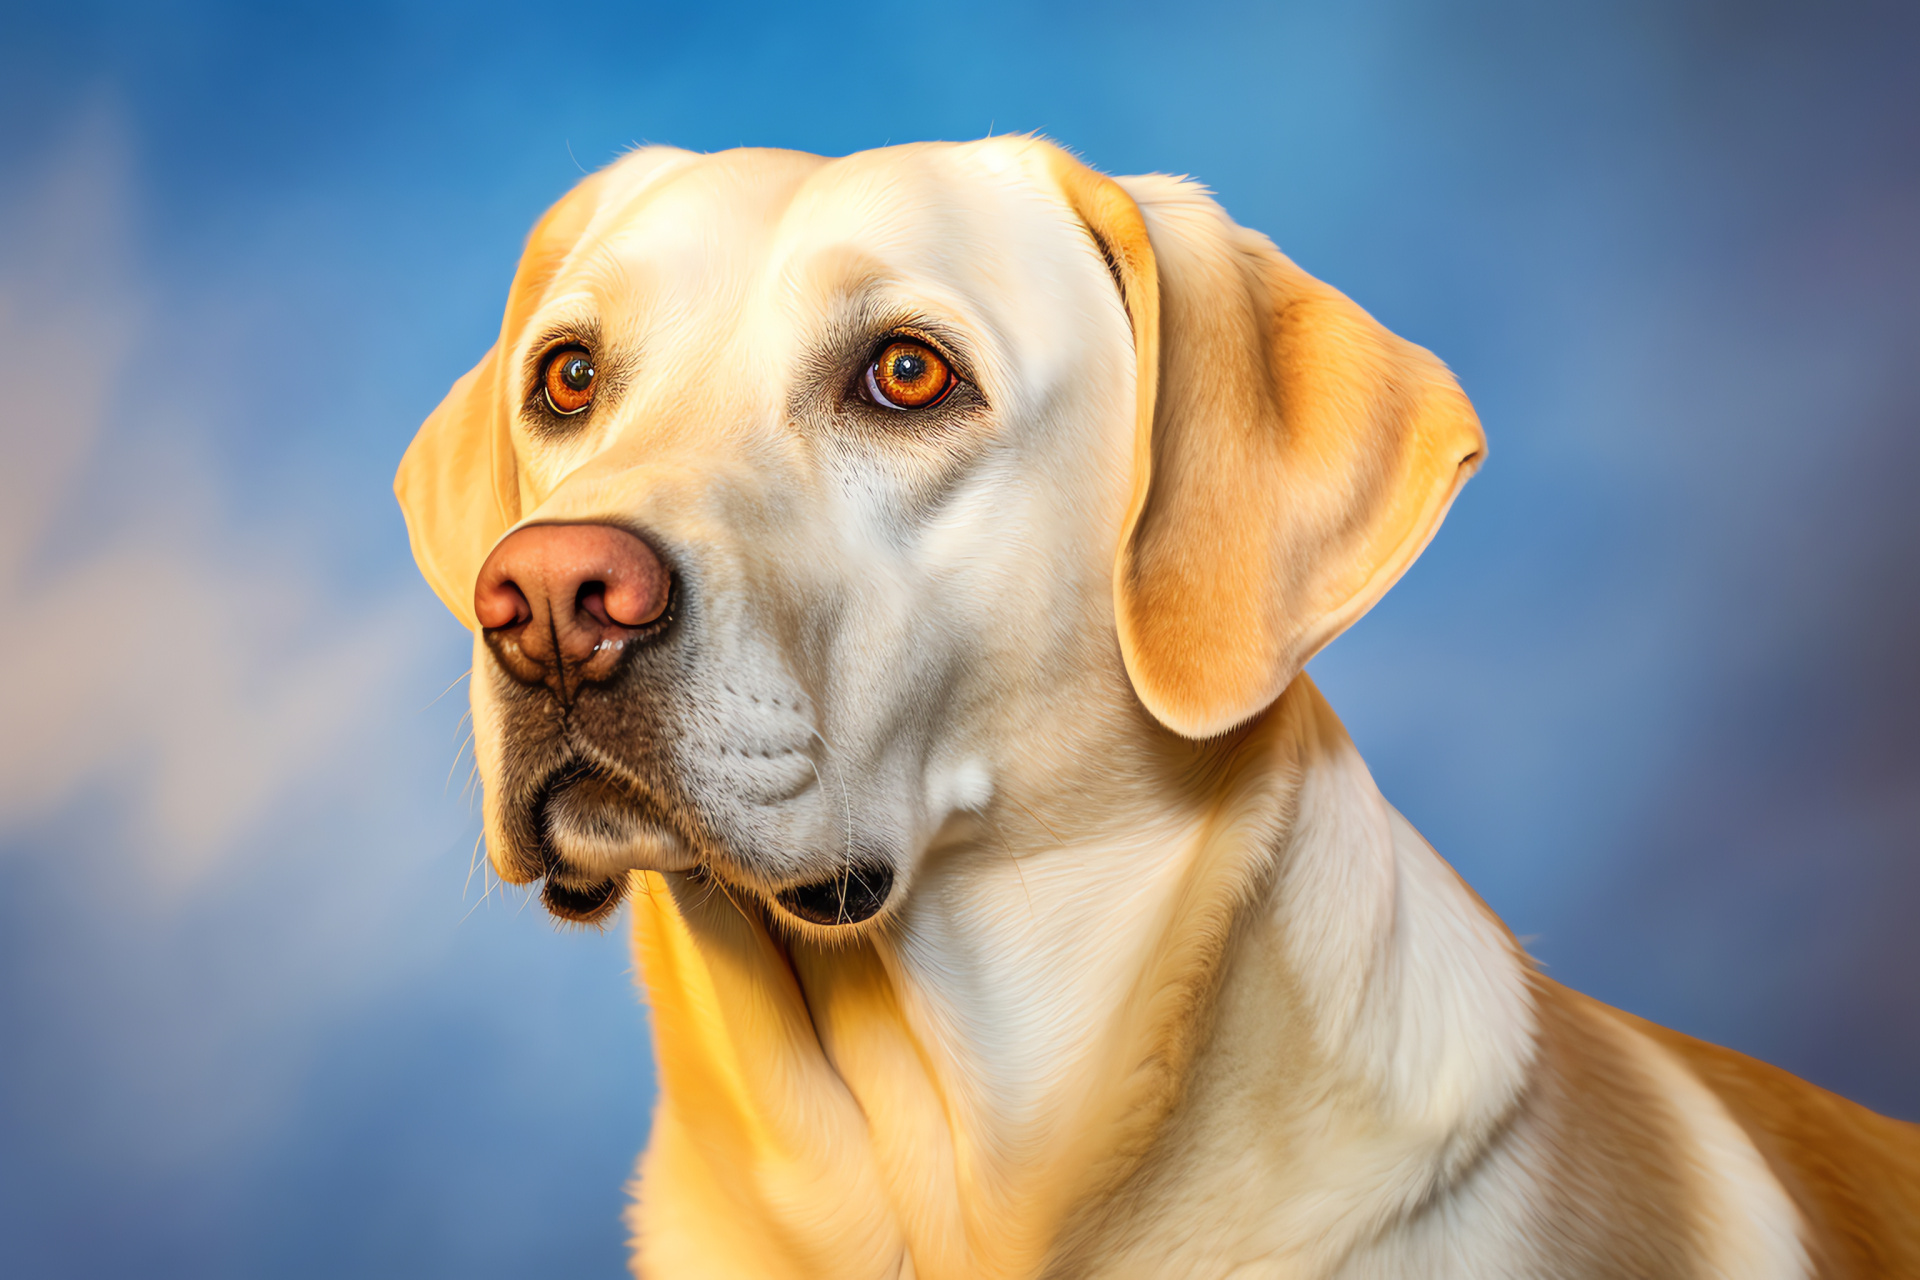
(863, 339), (954, 410)
(542, 347), (597, 415)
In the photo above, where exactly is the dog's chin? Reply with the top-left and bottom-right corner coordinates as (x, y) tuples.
(528, 764), (700, 924)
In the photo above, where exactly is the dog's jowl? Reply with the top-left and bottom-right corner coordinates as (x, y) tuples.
(397, 139), (1920, 1278)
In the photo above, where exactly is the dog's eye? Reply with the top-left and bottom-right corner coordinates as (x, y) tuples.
(542, 347), (597, 415)
(863, 339), (953, 411)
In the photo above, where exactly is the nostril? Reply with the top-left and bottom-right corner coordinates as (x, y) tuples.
(576, 581), (613, 627)
(476, 578), (533, 630)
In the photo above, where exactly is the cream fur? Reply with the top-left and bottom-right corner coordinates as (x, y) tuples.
(396, 137), (1919, 1278)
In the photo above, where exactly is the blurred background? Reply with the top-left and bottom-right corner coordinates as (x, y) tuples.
(2, 0), (1916, 1275)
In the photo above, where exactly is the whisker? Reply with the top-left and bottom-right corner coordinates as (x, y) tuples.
(688, 868), (724, 913)
(706, 870), (755, 926)
(462, 829), (486, 901)
(445, 729), (476, 793)
(1007, 794), (1066, 848)
(984, 811), (1037, 923)
(422, 667), (473, 711)
(636, 870), (665, 912)
(806, 725), (855, 867)
(459, 861), (501, 925)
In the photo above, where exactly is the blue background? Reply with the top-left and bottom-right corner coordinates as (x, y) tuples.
(2, 2), (1916, 1275)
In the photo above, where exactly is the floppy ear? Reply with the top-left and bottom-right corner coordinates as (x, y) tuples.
(395, 345), (512, 630)
(394, 163), (630, 629)
(1048, 151), (1486, 738)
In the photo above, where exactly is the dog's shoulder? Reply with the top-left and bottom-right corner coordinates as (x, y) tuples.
(1622, 1010), (1920, 1278)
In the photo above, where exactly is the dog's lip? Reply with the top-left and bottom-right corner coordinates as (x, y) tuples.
(522, 762), (898, 929)
(540, 872), (628, 925)
(528, 760), (700, 900)
(773, 861), (896, 927)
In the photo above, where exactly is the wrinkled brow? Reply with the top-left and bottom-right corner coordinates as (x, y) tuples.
(781, 249), (987, 388)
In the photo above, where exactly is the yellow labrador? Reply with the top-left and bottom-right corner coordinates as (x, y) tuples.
(396, 139), (1919, 1278)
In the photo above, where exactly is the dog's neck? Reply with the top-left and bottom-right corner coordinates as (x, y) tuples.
(630, 677), (1538, 1278)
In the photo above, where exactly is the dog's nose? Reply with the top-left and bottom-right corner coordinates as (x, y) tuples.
(474, 524), (670, 699)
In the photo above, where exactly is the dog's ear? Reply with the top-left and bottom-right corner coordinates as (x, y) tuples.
(1048, 151), (1486, 738)
(394, 174), (609, 627)
(395, 342), (512, 630)
(396, 154), (680, 628)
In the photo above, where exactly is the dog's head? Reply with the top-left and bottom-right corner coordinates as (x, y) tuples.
(396, 139), (1482, 932)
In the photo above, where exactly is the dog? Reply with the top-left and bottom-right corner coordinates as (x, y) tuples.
(396, 138), (1919, 1278)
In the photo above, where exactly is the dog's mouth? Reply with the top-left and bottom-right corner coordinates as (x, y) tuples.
(539, 871), (628, 923)
(774, 862), (895, 927)
(528, 761), (692, 924)
(522, 761), (895, 929)
(526, 759), (898, 932)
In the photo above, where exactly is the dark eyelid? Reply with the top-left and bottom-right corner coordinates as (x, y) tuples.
(530, 338), (590, 381)
(869, 326), (972, 386)
(524, 327), (598, 388)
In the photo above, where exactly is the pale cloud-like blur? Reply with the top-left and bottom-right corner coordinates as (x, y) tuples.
(0, 108), (433, 885)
